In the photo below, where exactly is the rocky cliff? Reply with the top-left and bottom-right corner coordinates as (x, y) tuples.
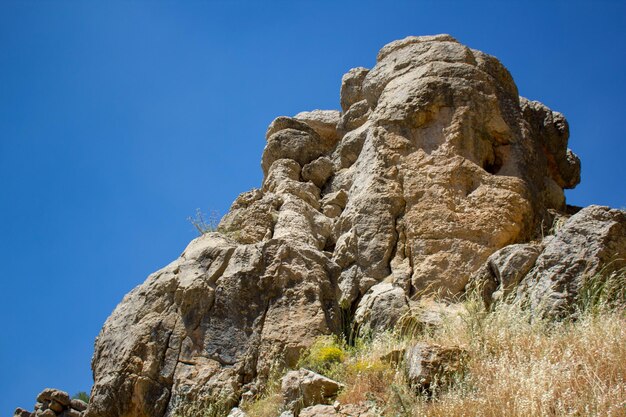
(29, 35), (622, 417)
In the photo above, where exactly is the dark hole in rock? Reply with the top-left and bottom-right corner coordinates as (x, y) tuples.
(483, 150), (503, 175)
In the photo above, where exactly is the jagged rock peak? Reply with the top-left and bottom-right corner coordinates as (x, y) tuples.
(85, 35), (594, 417)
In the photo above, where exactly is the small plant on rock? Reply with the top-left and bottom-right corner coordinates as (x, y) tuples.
(188, 209), (221, 235)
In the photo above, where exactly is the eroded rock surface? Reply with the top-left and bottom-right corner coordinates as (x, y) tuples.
(87, 35), (595, 417)
(518, 205), (626, 317)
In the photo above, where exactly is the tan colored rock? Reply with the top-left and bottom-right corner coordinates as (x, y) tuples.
(295, 110), (341, 143)
(302, 156), (334, 188)
(404, 343), (467, 389)
(88, 235), (340, 417)
(340, 67), (369, 112)
(50, 391), (70, 408)
(337, 100), (370, 133)
(517, 205), (626, 318)
(467, 243), (541, 306)
(282, 369), (343, 415)
(48, 401), (63, 413)
(87, 34), (592, 417)
(299, 405), (337, 417)
(70, 399), (88, 412)
(353, 282), (409, 333)
(262, 117), (337, 175)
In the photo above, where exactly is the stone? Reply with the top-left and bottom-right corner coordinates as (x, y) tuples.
(14, 408), (32, 417)
(48, 401), (64, 413)
(61, 410), (82, 417)
(36, 389), (55, 403)
(295, 110), (342, 143)
(266, 116), (318, 140)
(69, 399), (88, 412)
(338, 403), (376, 416)
(297, 402), (377, 417)
(262, 117), (337, 175)
(467, 243), (541, 306)
(517, 205), (626, 318)
(38, 411), (56, 417)
(340, 67), (369, 112)
(227, 407), (248, 417)
(404, 343), (467, 389)
(338, 100), (371, 133)
(88, 236), (341, 417)
(353, 282), (409, 334)
(50, 391), (70, 407)
(299, 404), (337, 417)
(281, 369), (344, 414)
(302, 156), (334, 188)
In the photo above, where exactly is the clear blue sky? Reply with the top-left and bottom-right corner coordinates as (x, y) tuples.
(1, 1), (625, 413)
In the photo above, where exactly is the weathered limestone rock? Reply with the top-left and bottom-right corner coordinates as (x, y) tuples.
(340, 67), (369, 112)
(353, 282), (409, 333)
(281, 369), (344, 415)
(517, 205), (626, 317)
(404, 343), (467, 389)
(88, 235), (340, 417)
(395, 299), (467, 338)
(302, 156), (334, 188)
(467, 243), (542, 306)
(86, 34), (595, 417)
(295, 110), (342, 143)
(467, 205), (626, 316)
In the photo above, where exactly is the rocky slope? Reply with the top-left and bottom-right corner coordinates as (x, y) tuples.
(19, 35), (623, 417)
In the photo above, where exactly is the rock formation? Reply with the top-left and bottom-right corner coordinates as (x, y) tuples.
(15, 389), (88, 417)
(79, 34), (624, 417)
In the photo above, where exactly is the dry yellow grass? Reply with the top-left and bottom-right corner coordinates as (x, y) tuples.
(244, 287), (626, 417)
(406, 299), (626, 417)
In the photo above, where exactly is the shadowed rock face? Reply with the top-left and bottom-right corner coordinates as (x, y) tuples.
(87, 35), (582, 417)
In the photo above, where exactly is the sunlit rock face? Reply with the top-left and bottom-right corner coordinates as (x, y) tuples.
(87, 35), (582, 417)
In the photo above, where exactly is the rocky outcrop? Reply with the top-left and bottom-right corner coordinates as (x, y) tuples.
(86, 34), (601, 417)
(468, 205), (626, 317)
(15, 389), (87, 417)
(518, 205), (626, 317)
